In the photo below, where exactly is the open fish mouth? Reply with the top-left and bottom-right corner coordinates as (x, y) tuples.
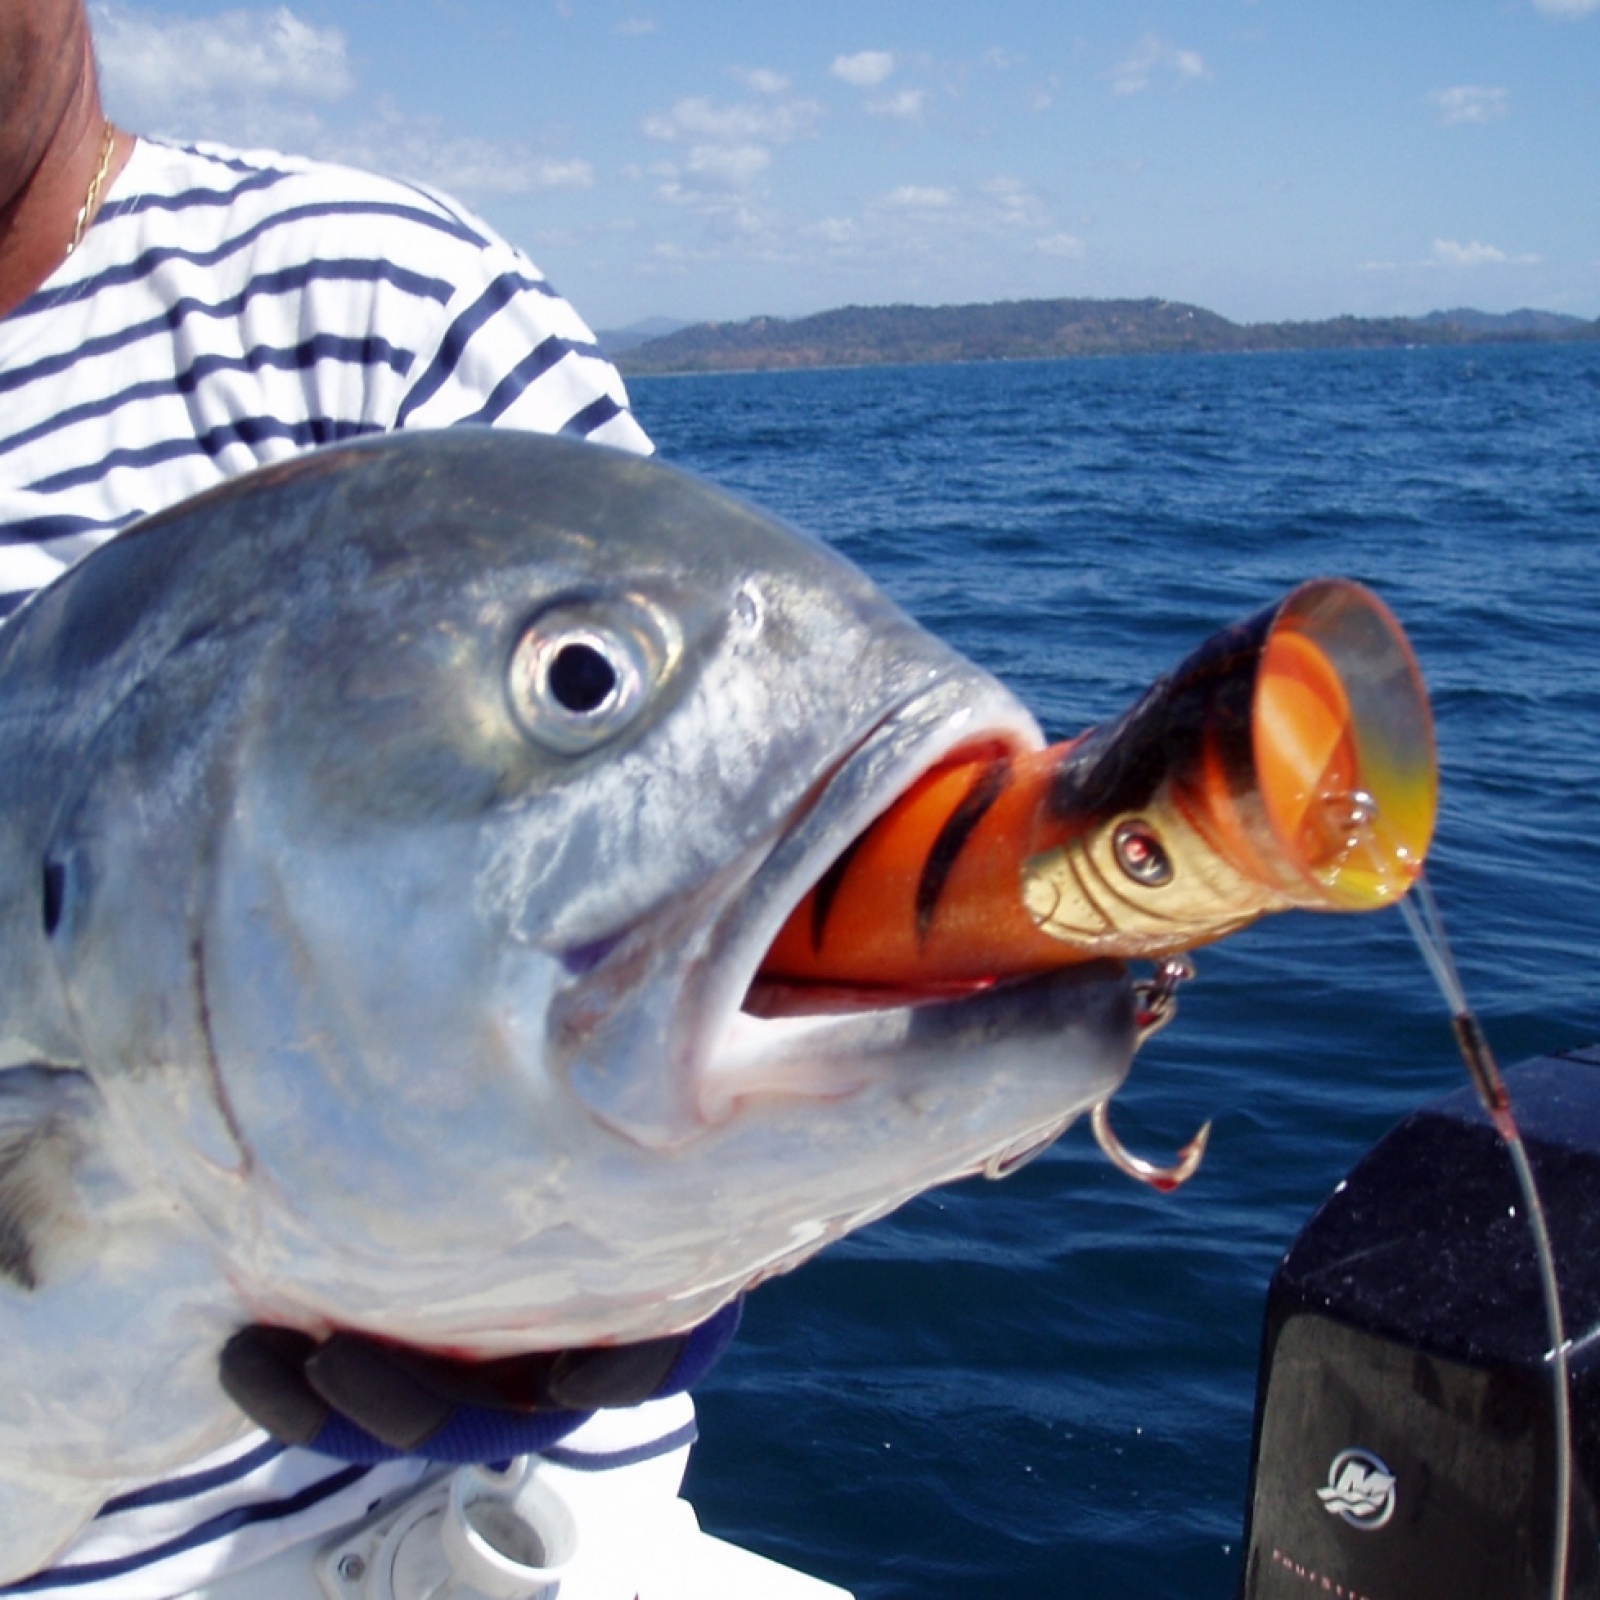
(736, 681), (1044, 1004)
(690, 676), (1062, 1117)
(684, 576), (1435, 1125)
(549, 672), (1083, 1145)
(741, 578), (1437, 1006)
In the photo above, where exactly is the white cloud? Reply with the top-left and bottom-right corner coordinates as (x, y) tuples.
(650, 240), (716, 266)
(651, 167), (1083, 280)
(984, 47), (1023, 70)
(1111, 32), (1207, 96)
(1533, 0), (1600, 15)
(1430, 85), (1509, 125)
(982, 175), (1047, 229)
(92, 4), (590, 200)
(335, 106), (595, 195)
(806, 217), (858, 244)
(684, 143), (772, 189)
(868, 89), (927, 120)
(642, 95), (822, 146)
(93, 2), (353, 126)
(651, 169), (771, 233)
(642, 91), (821, 218)
(1433, 238), (1541, 266)
(731, 67), (790, 95)
(884, 185), (956, 209)
(785, 180), (1088, 275)
(831, 50), (896, 89)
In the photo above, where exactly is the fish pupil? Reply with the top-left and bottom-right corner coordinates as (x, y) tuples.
(548, 642), (617, 714)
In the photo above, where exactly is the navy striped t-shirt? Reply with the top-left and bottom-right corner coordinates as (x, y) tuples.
(0, 136), (651, 618)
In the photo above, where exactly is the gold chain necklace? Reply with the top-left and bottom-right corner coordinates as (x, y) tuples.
(65, 120), (116, 258)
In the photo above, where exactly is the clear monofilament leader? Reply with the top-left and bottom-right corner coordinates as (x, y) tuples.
(1400, 872), (1572, 1600)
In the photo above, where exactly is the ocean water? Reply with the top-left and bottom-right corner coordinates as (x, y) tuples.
(628, 343), (1600, 1600)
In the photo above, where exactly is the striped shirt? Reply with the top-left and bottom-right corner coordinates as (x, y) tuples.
(0, 138), (679, 1595)
(4, 1397), (699, 1599)
(0, 136), (651, 618)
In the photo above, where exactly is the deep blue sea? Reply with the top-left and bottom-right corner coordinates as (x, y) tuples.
(628, 343), (1600, 1599)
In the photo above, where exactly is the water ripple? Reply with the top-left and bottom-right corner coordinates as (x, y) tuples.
(633, 342), (1600, 1600)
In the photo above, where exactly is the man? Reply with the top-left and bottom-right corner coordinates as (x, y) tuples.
(1, 0), (649, 616)
(1, 3), (715, 1591)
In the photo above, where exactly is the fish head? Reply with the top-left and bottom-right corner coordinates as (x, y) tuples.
(38, 432), (1133, 1350)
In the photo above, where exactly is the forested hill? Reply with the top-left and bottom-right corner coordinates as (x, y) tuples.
(611, 297), (1598, 375)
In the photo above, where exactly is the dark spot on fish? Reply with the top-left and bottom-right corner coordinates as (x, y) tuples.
(548, 642), (617, 713)
(562, 934), (624, 976)
(0, 1211), (36, 1291)
(0, 1068), (89, 1291)
(41, 858), (65, 937)
(916, 757), (1011, 943)
(191, 937), (252, 1174)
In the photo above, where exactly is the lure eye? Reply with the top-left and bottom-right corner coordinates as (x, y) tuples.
(508, 599), (674, 755)
(1113, 820), (1173, 887)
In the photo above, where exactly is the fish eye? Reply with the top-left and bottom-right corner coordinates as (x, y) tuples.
(547, 640), (619, 713)
(1112, 820), (1173, 887)
(508, 599), (672, 754)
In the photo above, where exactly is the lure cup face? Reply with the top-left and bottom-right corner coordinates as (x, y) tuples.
(755, 579), (1437, 1008)
(1250, 582), (1436, 909)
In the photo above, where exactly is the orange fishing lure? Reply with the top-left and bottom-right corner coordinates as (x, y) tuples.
(754, 579), (1435, 1012)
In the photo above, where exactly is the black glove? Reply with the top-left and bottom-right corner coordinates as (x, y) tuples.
(220, 1300), (740, 1463)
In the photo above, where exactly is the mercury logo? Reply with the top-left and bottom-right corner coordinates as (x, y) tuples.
(1316, 1448), (1397, 1530)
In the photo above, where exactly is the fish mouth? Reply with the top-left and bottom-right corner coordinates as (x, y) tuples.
(552, 674), (1130, 1147)
(691, 678), (1057, 1117)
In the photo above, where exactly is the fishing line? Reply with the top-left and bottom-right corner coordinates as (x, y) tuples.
(1399, 871), (1571, 1600)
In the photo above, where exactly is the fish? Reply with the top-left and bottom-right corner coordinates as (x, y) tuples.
(0, 428), (1433, 1574)
(0, 429), (1136, 1572)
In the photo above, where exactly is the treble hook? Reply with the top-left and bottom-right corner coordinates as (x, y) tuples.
(1089, 954), (1211, 1193)
(1091, 1101), (1212, 1194)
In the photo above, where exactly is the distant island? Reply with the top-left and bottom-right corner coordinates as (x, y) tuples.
(608, 299), (1598, 376)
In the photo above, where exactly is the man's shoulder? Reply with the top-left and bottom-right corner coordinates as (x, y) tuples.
(114, 138), (519, 270)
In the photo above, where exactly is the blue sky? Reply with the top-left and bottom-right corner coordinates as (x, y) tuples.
(91, 0), (1600, 331)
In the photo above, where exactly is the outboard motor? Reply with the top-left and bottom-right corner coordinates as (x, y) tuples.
(1240, 1045), (1600, 1600)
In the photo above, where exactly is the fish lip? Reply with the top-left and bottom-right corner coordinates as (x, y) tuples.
(691, 677), (1044, 1118)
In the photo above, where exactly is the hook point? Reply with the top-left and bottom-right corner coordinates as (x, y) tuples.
(1091, 1101), (1211, 1192)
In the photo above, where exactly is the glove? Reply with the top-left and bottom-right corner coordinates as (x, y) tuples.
(219, 1298), (741, 1463)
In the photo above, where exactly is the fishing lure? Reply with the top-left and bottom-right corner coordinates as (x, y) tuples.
(752, 578), (1435, 1192)
(756, 578), (1436, 1008)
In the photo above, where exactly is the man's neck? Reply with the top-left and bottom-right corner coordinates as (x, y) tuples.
(0, 73), (128, 321)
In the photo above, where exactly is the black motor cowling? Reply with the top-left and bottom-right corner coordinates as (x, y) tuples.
(1240, 1045), (1600, 1600)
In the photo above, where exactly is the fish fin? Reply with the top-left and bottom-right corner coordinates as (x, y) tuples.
(0, 1066), (96, 1291)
